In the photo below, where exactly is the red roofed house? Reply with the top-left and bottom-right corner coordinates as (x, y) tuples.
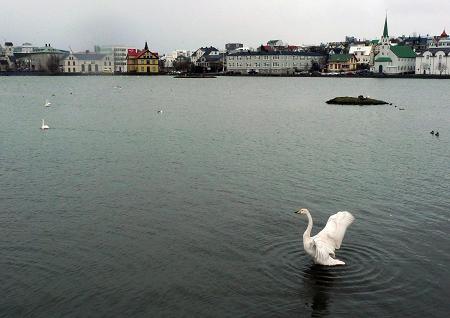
(127, 42), (159, 74)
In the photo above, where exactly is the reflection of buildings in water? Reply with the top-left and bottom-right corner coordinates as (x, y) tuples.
(303, 264), (337, 318)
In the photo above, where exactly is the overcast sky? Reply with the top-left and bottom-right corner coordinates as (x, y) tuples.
(1, 0), (449, 53)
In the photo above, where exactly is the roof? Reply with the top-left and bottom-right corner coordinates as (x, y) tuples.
(441, 29), (448, 38)
(390, 46), (416, 58)
(417, 48), (450, 57)
(73, 53), (107, 60)
(328, 54), (354, 62)
(228, 51), (326, 57)
(383, 16), (389, 38)
(375, 57), (392, 62)
(136, 49), (158, 59)
(349, 45), (372, 55)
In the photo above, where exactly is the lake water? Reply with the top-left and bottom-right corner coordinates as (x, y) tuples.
(1, 76), (449, 317)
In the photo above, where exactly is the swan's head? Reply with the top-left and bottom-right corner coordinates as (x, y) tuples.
(295, 208), (309, 215)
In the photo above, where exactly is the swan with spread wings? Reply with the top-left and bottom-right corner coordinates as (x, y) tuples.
(295, 208), (355, 266)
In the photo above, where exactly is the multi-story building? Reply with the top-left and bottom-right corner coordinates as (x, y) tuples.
(61, 51), (113, 74)
(372, 16), (416, 74)
(416, 31), (450, 75)
(226, 51), (326, 74)
(95, 45), (133, 73)
(127, 42), (159, 74)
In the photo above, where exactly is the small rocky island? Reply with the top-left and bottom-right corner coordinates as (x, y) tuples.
(326, 96), (388, 105)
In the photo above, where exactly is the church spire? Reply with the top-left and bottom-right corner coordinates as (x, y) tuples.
(144, 41), (148, 50)
(383, 15), (389, 38)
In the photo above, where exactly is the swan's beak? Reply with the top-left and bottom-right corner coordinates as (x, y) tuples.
(294, 210), (300, 214)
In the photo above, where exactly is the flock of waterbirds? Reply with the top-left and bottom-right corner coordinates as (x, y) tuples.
(39, 86), (164, 131)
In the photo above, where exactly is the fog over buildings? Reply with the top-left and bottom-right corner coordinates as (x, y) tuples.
(2, 0), (450, 53)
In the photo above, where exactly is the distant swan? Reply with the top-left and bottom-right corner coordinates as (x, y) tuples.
(45, 99), (51, 107)
(40, 119), (49, 130)
(295, 208), (354, 266)
(157, 110), (163, 114)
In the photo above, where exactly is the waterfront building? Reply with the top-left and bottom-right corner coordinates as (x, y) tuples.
(61, 51), (113, 74)
(327, 54), (358, 72)
(14, 44), (69, 72)
(95, 45), (134, 73)
(416, 31), (450, 75)
(127, 42), (159, 74)
(372, 16), (416, 74)
(191, 46), (219, 65)
(226, 51), (326, 75)
(191, 46), (224, 72)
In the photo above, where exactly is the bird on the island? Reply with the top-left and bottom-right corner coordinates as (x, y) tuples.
(430, 130), (435, 135)
(435, 131), (440, 137)
(295, 208), (354, 266)
(40, 119), (49, 130)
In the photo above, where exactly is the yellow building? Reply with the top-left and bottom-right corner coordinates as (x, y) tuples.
(127, 42), (159, 74)
(327, 54), (358, 73)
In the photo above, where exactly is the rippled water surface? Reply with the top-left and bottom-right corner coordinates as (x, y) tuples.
(1, 76), (449, 317)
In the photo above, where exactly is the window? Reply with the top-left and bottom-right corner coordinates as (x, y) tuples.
(73, 68), (75, 72)
(82, 64), (85, 72)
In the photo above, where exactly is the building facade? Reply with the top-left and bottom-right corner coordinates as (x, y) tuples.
(372, 16), (416, 74)
(127, 42), (159, 74)
(226, 51), (326, 74)
(61, 52), (113, 74)
(327, 54), (358, 72)
(96, 45), (132, 73)
(416, 32), (450, 75)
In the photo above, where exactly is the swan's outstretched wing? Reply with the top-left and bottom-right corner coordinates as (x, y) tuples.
(315, 211), (354, 250)
(313, 238), (335, 264)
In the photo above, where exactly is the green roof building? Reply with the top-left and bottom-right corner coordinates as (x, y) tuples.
(372, 15), (416, 74)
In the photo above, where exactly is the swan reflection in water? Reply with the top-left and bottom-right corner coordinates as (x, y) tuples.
(302, 264), (341, 318)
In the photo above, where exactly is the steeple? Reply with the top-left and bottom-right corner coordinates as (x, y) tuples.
(144, 41), (148, 50)
(383, 15), (389, 38)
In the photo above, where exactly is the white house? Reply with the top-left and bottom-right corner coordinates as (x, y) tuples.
(349, 44), (374, 65)
(416, 31), (450, 75)
(372, 16), (416, 74)
(62, 52), (113, 74)
(227, 51), (326, 74)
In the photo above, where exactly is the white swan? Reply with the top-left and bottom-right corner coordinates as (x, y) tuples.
(295, 208), (354, 266)
(40, 119), (49, 130)
(45, 99), (51, 107)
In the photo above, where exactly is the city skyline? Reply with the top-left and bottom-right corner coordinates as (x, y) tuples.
(2, 0), (450, 53)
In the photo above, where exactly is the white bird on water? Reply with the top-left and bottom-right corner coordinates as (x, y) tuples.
(295, 208), (354, 266)
(40, 119), (49, 130)
(45, 99), (51, 107)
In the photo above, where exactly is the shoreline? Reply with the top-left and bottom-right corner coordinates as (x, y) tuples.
(1, 72), (450, 79)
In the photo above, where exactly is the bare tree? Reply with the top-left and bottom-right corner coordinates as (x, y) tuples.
(437, 62), (447, 75)
(46, 54), (61, 74)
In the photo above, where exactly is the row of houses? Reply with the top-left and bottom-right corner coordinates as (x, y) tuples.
(2, 15), (450, 76)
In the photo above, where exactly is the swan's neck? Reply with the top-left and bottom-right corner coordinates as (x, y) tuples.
(303, 211), (313, 240)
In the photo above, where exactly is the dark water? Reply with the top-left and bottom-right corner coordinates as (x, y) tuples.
(1, 76), (449, 317)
